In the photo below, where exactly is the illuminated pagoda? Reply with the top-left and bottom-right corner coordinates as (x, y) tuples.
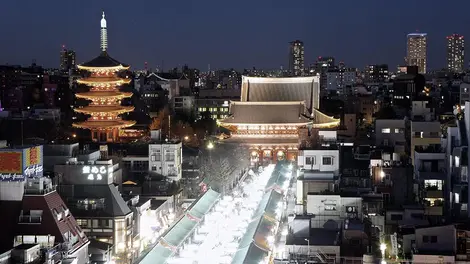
(73, 11), (135, 142)
(219, 76), (340, 165)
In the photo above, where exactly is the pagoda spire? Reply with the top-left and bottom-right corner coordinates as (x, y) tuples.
(100, 11), (108, 52)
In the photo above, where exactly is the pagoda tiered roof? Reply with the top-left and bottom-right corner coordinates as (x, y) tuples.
(78, 51), (129, 71)
(74, 105), (135, 115)
(72, 120), (136, 129)
(75, 91), (133, 100)
(77, 76), (131, 86)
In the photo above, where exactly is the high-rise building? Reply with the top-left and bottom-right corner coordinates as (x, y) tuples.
(447, 34), (465, 73)
(310, 56), (335, 92)
(60, 46), (76, 72)
(289, 40), (304, 76)
(406, 33), (427, 74)
(73, 12), (136, 142)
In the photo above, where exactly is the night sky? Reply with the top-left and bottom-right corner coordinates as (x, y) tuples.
(0, 0), (469, 71)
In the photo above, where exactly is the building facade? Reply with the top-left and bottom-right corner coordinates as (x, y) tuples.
(220, 76), (339, 165)
(54, 158), (134, 259)
(289, 40), (304, 76)
(447, 34), (465, 73)
(406, 33), (427, 74)
(60, 47), (76, 72)
(149, 139), (183, 182)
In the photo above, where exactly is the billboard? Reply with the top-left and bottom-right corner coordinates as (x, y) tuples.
(23, 146), (43, 178)
(0, 151), (23, 174)
(0, 146), (44, 181)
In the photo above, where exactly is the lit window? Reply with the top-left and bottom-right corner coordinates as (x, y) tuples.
(381, 128), (390, 133)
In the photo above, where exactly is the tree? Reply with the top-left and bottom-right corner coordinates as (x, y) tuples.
(194, 111), (217, 138)
(198, 144), (248, 194)
(149, 107), (170, 136)
(171, 121), (199, 147)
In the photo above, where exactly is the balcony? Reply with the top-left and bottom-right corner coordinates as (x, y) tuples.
(424, 205), (443, 216)
(18, 215), (42, 224)
(424, 187), (443, 198)
(415, 169), (446, 180)
(24, 185), (57, 195)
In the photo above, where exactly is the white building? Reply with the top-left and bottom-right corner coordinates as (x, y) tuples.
(445, 102), (470, 219)
(149, 137), (183, 182)
(296, 131), (340, 210)
(401, 225), (461, 263)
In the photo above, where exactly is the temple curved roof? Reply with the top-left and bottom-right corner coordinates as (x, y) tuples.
(74, 105), (134, 115)
(75, 91), (133, 100)
(219, 101), (312, 125)
(72, 120), (136, 129)
(241, 75), (320, 111)
(219, 101), (339, 128)
(78, 51), (129, 69)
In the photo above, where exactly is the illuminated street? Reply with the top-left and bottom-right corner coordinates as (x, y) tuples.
(166, 164), (275, 264)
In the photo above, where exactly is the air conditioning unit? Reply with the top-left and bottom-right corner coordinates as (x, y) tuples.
(462, 167), (468, 182)
(346, 206), (357, 213)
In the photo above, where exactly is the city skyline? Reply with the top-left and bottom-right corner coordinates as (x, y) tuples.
(0, 0), (469, 70)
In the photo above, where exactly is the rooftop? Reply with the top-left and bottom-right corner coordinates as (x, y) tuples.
(18, 192), (88, 252)
(59, 184), (132, 217)
(79, 51), (128, 69)
(286, 228), (340, 246)
(241, 75), (319, 110)
(220, 101), (311, 125)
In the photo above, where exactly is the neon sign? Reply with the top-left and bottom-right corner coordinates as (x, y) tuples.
(82, 166), (108, 181)
(24, 165), (43, 178)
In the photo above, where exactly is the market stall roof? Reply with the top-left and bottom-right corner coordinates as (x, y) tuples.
(139, 189), (220, 264)
(253, 190), (283, 219)
(187, 189), (220, 219)
(139, 245), (173, 264)
(231, 243), (268, 264)
(232, 214), (275, 264)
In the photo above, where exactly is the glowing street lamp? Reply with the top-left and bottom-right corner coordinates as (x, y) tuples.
(305, 238), (310, 259)
(184, 136), (189, 141)
(207, 142), (214, 149)
(380, 243), (387, 263)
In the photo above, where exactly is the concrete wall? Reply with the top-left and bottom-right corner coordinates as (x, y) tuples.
(298, 150), (339, 173)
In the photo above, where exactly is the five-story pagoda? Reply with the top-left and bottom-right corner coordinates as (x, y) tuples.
(73, 12), (136, 142)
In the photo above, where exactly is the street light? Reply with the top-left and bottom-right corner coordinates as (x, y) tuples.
(304, 238), (310, 260)
(207, 142), (214, 149)
(184, 136), (189, 141)
(380, 243), (386, 263)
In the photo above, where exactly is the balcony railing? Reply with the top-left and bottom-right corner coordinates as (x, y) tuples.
(18, 215), (42, 224)
(425, 189), (444, 198)
(425, 205), (443, 216)
(415, 146), (445, 153)
(24, 185), (57, 195)
(415, 170), (446, 180)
